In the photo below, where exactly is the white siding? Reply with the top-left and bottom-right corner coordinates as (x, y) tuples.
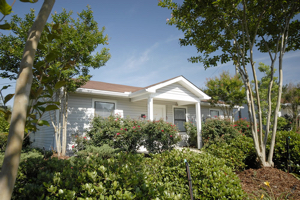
(30, 110), (55, 151)
(155, 83), (199, 102)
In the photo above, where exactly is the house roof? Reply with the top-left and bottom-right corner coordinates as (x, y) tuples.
(80, 80), (143, 93)
(79, 75), (211, 100)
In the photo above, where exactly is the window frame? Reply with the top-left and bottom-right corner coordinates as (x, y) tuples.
(209, 108), (220, 117)
(92, 98), (117, 118)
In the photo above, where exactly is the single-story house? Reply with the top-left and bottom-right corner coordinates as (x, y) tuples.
(30, 76), (239, 153)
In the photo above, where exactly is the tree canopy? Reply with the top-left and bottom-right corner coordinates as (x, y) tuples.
(204, 71), (245, 118)
(159, 0), (300, 167)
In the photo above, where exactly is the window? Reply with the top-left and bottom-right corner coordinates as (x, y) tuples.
(174, 108), (186, 132)
(210, 109), (219, 117)
(94, 101), (115, 117)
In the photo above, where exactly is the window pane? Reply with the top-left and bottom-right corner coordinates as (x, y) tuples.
(174, 120), (186, 132)
(174, 108), (186, 120)
(210, 110), (219, 117)
(95, 101), (115, 118)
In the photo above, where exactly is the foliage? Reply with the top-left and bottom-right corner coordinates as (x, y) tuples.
(184, 122), (197, 147)
(159, 0), (300, 167)
(0, 0), (37, 30)
(271, 131), (300, 175)
(76, 144), (118, 159)
(204, 134), (257, 171)
(233, 118), (252, 137)
(87, 115), (180, 153)
(0, 7), (111, 156)
(202, 118), (240, 145)
(204, 71), (245, 117)
(143, 119), (180, 153)
(3, 148), (246, 199)
(276, 117), (292, 131)
(282, 82), (300, 130)
(0, 132), (8, 152)
(253, 63), (279, 126)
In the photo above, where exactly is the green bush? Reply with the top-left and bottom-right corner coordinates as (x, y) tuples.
(143, 119), (180, 153)
(8, 149), (246, 199)
(204, 134), (257, 171)
(202, 118), (240, 145)
(145, 149), (246, 199)
(272, 130), (300, 175)
(184, 122), (197, 147)
(87, 115), (180, 153)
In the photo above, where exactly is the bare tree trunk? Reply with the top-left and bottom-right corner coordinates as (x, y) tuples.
(61, 87), (67, 156)
(0, 1), (55, 199)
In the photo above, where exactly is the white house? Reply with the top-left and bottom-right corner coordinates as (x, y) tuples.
(30, 76), (234, 153)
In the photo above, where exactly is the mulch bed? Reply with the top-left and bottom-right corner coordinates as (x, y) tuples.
(237, 167), (300, 199)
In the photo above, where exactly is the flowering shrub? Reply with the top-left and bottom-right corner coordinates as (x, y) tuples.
(233, 118), (252, 137)
(71, 134), (89, 153)
(202, 118), (240, 145)
(143, 119), (180, 153)
(87, 115), (180, 153)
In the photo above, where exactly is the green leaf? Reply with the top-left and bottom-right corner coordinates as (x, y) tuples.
(1, 85), (11, 91)
(0, 23), (11, 30)
(0, 0), (12, 15)
(37, 120), (50, 126)
(4, 93), (14, 105)
(37, 43), (47, 51)
(45, 104), (59, 111)
(54, 81), (67, 89)
(46, 85), (53, 96)
(46, 51), (61, 62)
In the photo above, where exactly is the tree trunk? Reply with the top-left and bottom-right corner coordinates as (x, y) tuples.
(61, 87), (68, 156)
(0, 1), (55, 199)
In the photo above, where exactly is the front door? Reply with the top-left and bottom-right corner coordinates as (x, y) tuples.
(153, 104), (166, 121)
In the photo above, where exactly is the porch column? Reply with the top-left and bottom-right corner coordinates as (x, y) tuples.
(195, 100), (202, 149)
(148, 96), (153, 121)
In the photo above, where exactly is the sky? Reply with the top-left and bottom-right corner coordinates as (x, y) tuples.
(1, 0), (299, 107)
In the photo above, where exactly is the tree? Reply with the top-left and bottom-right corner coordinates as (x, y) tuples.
(0, 7), (111, 156)
(282, 82), (300, 130)
(159, 0), (300, 167)
(254, 63), (279, 128)
(204, 70), (245, 120)
(0, 1), (56, 199)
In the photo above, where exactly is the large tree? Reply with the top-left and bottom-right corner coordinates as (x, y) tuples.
(0, 1), (55, 199)
(0, 7), (111, 156)
(204, 70), (245, 120)
(159, 0), (300, 167)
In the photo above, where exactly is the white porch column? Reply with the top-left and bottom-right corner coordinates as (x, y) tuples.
(148, 96), (153, 121)
(195, 100), (202, 149)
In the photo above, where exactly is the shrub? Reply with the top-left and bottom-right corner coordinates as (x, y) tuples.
(87, 115), (180, 153)
(184, 122), (197, 147)
(145, 149), (246, 199)
(8, 149), (246, 199)
(142, 119), (180, 153)
(272, 130), (300, 175)
(204, 134), (257, 171)
(87, 115), (145, 152)
(202, 118), (240, 145)
(76, 144), (119, 159)
(233, 118), (252, 137)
